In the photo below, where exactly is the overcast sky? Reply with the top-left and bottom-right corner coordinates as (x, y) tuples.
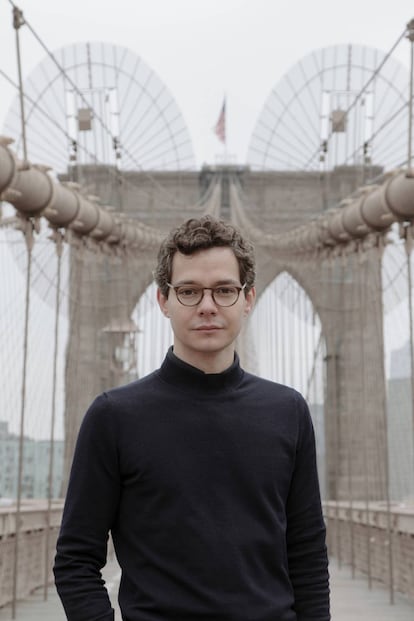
(1, 0), (414, 168)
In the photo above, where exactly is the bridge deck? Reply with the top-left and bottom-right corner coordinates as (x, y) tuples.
(0, 558), (413, 620)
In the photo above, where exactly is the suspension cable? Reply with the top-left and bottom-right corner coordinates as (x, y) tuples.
(366, 236), (395, 603)
(43, 228), (63, 601)
(11, 216), (35, 619)
(401, 224), (414, 494)
(357, 244), (373, 589)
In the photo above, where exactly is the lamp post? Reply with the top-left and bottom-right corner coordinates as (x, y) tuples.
(102, 318), (140, 386)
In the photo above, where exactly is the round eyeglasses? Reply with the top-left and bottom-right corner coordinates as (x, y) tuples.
(167, 283), (246, 307)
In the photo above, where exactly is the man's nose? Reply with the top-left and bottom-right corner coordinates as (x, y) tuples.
(198, 289), (217, 311)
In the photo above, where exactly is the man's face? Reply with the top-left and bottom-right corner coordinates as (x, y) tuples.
(157, 246), (255, 373)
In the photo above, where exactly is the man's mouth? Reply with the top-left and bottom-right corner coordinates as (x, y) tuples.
(194, 325), (221, 331)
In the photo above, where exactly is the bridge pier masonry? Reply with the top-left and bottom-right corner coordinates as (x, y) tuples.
(62, 249), (158, 489)
(61, 163), (373, 487)
(253, 243), (389, 502)
(318, 249), (388, 502)
(59, 165), (208, 489)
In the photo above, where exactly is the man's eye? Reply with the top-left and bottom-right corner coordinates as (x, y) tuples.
(215, 287), (235, 295)
(179, 288), (199, 296)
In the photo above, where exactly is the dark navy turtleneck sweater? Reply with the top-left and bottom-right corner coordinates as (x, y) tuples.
(54, 348), (330, 621)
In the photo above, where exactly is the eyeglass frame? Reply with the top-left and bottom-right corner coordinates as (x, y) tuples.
(166, 283), (247, 307)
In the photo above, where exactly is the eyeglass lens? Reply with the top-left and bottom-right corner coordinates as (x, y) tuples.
(176, 286), (241, 306)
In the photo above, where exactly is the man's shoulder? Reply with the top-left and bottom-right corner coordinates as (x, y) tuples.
(105, 369), (161, 402)
(81, 369), (163, 430)
(242, 370), (302, 400)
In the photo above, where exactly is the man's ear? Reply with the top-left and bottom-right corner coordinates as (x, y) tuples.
(244, 286), (256, 316)
(157, 288), (170, 317)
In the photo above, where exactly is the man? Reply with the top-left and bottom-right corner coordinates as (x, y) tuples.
(54, 215), (330, 621)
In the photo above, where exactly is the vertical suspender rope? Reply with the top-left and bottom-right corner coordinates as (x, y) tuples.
(280, 276), (287, 385)
(158, 283), (165, 367)
(143, 286), (151, 376)
(305, 307), (315, 400)
(402, 224), (414, 497)
(11, 16), (30, 613)
(329, 253), (342, 567)
(269, 285), (274, 379)
(62, 240), (85, 493)
(13, 5), (27, 162)
(289, 281), (295, 387)
(273, 284), (277, 379)
(342, 251), (355, 578)
(43, 230), (63, 600)
(147, 284), (155, 373)
(344, 45), (351, 167)
(260, 289), (267, 376)
(139, 286), (148, 377)
(151, 284), (158, 372)
(270, 284), (276, 379)
(11, 217), (34, 620)
(287, 281), (292, 386)
(273, 285), (280, 382)
(134, 284), (141, 378)
(260, 289), (266, 376)
(298, 288), (304, 396)
(373, 237), (395, 604)
(341, 253), (356, 578)
(124, 253), (138, 383)
(406, 20), (414, 174)
(357, 245), (373, 589)
(314, 319), (325, 498)
(301, 285), (309, 397)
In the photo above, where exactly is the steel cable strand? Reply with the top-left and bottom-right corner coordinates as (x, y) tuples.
(43, 230), (63, 600)
(365, 238), (395, 602)
(401, 225), (414, 499)
(11, 218), (34, 619)
(357, 243), (373, 588)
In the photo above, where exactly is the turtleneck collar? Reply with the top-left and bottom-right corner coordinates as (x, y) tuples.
(158, 347), (244, 394)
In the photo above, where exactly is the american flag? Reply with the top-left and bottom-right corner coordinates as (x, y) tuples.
(214, 99), (226, 144)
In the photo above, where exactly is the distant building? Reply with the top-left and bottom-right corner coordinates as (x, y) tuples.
(0, 421), (64, 499)
(387, 342), (414, 503)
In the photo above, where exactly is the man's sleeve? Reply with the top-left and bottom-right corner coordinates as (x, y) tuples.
(286, 394), (330, 621)
(53, 393), (121, 621)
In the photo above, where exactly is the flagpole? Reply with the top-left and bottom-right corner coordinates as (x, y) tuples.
(223, 94), (227, 165)
(224, 94), (229, 166)
(213, 97), (227, 164)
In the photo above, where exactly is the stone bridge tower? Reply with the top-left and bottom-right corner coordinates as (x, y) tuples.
(63, 164), (388, 504)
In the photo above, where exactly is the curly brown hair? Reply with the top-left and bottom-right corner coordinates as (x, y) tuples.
(154, 215), (256, 297)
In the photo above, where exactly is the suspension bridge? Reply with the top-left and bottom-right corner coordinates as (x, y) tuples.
(1, 2), (414, 619)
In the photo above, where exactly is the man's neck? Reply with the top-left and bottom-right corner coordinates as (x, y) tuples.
(171, 347), (235, 374)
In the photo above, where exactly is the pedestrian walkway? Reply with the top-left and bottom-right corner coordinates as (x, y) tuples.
(0, 557), (413, 620)
(329, 559), (414, 620)
(0, 558), (121, 621)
